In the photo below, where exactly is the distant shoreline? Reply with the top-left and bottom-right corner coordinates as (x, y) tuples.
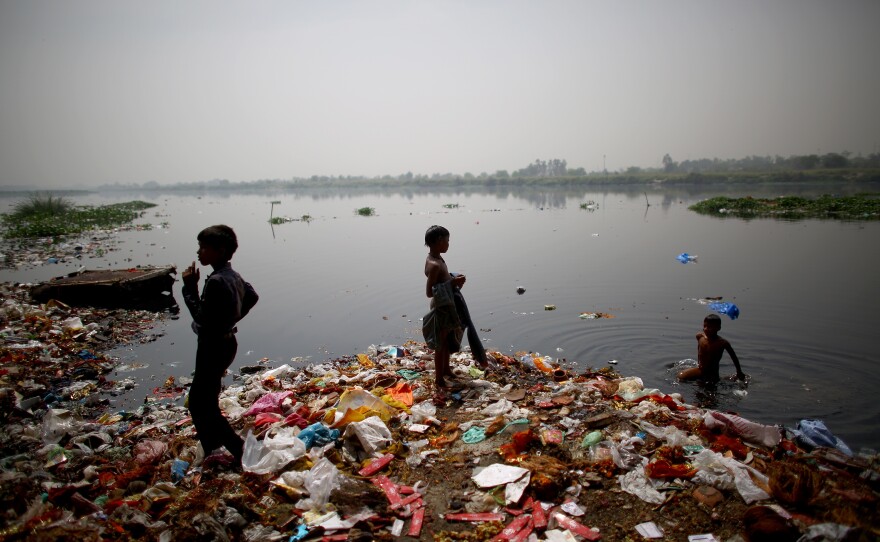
(2, 168), (879, 195)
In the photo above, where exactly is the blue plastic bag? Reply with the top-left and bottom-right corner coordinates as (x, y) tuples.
(171, 459), (189, 482)
(708, 301), (740, 320)
(790, 419), (853, 456)
(296, 422), (340, 449)
(676, 252), (698, 264)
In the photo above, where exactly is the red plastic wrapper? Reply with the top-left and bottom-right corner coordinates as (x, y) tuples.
(390, 492), (423, 510)
(491, 514), (531, 541)
(358, 453), (394, 476)
(372, 475), (402, 506)
(408, 506), (426, 536)
(644, 459), (697, 479)
(709, 433), (749, 459)
(526, 497), (547, 529)
(551, 512), (602, 540)
(445, 512), (506, 522)
(511, 518), (534, 542)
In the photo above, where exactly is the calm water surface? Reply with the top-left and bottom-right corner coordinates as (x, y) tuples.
(2, 185), (878, 451)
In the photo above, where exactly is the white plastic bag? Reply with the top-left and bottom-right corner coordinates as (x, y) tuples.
(295, 457), (341, 511)
(242, 427), (307, 475)
(342, 417), (393, 457)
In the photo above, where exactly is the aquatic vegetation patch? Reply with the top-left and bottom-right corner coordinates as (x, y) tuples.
(580, 200), (599, 210)
(689, 194), (880, 220)
(356, 206), (376, 216)
(1, 200), (157, 239)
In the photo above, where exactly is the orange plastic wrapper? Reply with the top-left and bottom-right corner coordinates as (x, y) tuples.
(386, 381), (414, 407)
(644, 459), (697, 479)
(429, 423), (461, 448)
(499, 430), (534, 461)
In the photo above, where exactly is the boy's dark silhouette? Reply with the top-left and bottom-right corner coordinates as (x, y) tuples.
(182, 225), (258, 467)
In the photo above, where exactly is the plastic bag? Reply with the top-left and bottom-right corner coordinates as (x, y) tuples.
(295, 457), (341, 511)
(242, 427), (307, 474)
(243, 391), (294, 416)
(133, 440), (168, 464)
(708, 301), (739, 320)
(41, 408), (80, 444)
(789, 419), (853, 456)
(409, 402), (438, 424)
(342, 417), (393, 456)
(297, 422), (340, 449)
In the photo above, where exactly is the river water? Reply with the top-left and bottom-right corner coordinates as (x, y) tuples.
(2, 183), (878, 452)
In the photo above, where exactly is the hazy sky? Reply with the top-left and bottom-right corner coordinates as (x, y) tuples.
(1, 1), (878, 188)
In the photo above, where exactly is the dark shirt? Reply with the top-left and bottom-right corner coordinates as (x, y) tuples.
(182, 262), (258, 336)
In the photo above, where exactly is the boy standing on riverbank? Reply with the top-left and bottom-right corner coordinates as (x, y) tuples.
(182, 225), (258, 469)
(678, 314), (745, 382)
(423, 225), (467, 392)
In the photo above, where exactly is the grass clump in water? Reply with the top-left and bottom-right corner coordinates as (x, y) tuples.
(356, 207), (375, 216)
(10, 193), (74, 217)
(1, 195), (157, 239)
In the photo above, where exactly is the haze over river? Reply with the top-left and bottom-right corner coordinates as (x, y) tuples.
(2, 183), (878, 451)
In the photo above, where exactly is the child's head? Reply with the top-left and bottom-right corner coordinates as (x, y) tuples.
(424, 225), (450, 248)
(197, 225), (238, 262)
(703, 314), (722, 334)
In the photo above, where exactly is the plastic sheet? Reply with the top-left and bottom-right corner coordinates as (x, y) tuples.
(332, 389), (399, 425)
(618, 463), (665, 504)
(689, 449), (769, 504)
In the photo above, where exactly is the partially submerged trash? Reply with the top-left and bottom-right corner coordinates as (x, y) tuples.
(708, 301), (740, 320)
(578, 311), (615, 319)
(677, 252), (699, 264)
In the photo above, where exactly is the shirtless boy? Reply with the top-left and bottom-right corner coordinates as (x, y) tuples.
(678, 314), (745, 382)
(424, 225), (466, 390)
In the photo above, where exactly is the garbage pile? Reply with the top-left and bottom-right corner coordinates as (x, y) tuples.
(1, 287), (879, 541)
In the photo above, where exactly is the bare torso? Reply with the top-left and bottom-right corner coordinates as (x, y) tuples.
(696, 332), (729, 381)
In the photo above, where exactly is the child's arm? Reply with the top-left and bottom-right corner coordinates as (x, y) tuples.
(725, 342), (745, 380)
(425, 261), (442, 298)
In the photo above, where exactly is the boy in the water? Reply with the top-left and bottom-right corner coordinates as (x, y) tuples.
(678, 314), (745, 382)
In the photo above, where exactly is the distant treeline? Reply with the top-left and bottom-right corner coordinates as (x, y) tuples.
(93, 151), (880, 191)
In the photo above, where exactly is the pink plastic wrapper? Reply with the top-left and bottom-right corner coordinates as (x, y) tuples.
(243, 391), (294, 416)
